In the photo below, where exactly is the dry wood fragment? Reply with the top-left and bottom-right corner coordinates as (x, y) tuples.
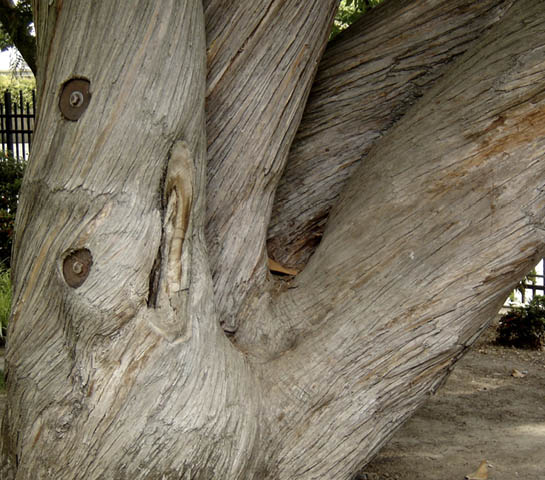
(268, 257), (299, 276)
(465, 460), (488, 480)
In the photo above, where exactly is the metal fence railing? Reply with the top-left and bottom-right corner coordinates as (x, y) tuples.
(0, 90), (35, 160)
(505, 260), (545, 306)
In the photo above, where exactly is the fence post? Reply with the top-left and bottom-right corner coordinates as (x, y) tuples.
(4, 90), (14, 156)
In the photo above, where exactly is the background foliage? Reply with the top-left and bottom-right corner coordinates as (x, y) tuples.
(0, 73), (35, 104)
(497, 295), (545, 349)
(0, 0), (32, 50)
(0, 0), (35, 73)
(0, 26), (11, 51)
(331, 0), (383, 38)
(0, 151), (25, 268)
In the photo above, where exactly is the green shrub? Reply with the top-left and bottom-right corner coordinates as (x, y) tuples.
(497, 295), (545, 349)
(509, 268), (537, 303)
(0, 73), (35, 105)
(0, 150), (25, 267)
(331, 0), (384, 39)
(0, 264), (10, 341)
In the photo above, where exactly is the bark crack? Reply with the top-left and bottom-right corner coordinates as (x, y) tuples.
(146, 141), (195, 342)
(146, 149), (170, 309)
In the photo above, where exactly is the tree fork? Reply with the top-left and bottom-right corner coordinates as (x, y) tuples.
(203, 0), (340, 333)
(251, 2), (545, 476)
(2, 0), (545, 479)
(268, 0), (516, 269)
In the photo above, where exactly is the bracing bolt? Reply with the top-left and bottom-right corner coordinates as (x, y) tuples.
(63, 249), (93, 288)
(69, 91), (84, 108)
(59, 78), (91, 121)
(72, 261), (84, 275)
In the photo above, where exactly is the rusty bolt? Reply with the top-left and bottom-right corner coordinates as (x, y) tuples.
(71, 261), (84, 275)
(59, 78), (91, 121)
(69, 91), (84, 108)
(63, 249), (92, 288)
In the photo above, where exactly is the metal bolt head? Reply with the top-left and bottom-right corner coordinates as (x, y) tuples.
(59, 78), (91, 121)
(69, 91), (84, 108)
(63, 249), (92, 288)
(71, 261), (84, 275)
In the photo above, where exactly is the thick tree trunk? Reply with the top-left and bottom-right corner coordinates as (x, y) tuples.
(3, 1), (261, 478)
(3, 0), (545, 479)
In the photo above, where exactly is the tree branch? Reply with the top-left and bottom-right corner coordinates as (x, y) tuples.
(257, 2), (545, 475)
(0, 0), (36, 74)
(268, 0), (515, 269)
(203, 0), (339, 333)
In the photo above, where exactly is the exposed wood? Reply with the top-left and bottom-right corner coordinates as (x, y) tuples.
(267, 257), (299, 276)
(268, 0), (516, 269)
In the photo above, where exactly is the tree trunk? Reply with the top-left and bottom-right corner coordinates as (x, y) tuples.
(3, 0), (545, 479)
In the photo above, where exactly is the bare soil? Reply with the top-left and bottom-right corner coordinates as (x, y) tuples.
(0, 322), (544, 480)
(360, 322), (545, 480)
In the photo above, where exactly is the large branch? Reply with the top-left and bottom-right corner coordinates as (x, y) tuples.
(252, 1), (545, 476)
(203, 0), (339, 332)
(268, 0), (515, 269)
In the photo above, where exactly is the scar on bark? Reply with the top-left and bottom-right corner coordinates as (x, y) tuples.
(147, 141), (194, 341)
(163, 141), (194, 294)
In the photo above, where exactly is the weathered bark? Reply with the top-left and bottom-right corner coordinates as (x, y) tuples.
(3, 0), (545, 479)
(203, 0), (339, 332)
(253, 1), (545, 473)
(268, 0), (515, 268)
(3, 1), (260, 478)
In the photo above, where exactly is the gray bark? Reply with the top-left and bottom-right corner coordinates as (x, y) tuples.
(2, 0), (545, 479)
(268, 0), (516, 268)
(3, 1), (260, 478)
(254, 3), (545, 474)
(203, 0), (339, 332)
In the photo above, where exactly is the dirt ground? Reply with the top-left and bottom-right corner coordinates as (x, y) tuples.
(0, 321), (544, 479)
(360, 321), (545, 480)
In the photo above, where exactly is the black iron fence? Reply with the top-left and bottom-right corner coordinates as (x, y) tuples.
(517, 267), (545, 304)
(0, 90), (35, 160)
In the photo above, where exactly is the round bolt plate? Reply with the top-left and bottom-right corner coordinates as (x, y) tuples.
(59, 79), (91, 121)
(63, 248), (93, 288)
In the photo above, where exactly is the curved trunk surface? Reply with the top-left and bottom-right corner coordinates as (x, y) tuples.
(3, 1), (260, 478)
